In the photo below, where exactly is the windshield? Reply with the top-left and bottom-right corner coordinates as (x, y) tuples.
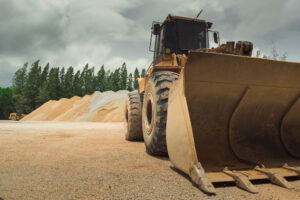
(176, 20), (207, 50)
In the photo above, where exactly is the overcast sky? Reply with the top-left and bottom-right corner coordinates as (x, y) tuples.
(1, 0), (300, 87)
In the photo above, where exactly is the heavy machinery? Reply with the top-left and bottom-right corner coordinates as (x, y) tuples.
(9, 113), (26, 121)
(124, 15), (300, 194)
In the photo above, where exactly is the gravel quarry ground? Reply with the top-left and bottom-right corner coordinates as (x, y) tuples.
(1, 121), (300, 200)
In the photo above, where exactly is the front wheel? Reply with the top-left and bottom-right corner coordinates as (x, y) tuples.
(142, 71), (178, 156)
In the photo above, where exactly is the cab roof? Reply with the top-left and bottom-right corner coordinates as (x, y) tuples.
(163, 15), (207, 24)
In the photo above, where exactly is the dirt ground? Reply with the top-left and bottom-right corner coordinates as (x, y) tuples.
(0, 121), (300, 200)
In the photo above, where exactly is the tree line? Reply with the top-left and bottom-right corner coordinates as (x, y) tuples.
(0, 61), (146, 119)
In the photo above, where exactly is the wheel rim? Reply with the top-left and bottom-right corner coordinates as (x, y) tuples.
(145, 93), (154, 135)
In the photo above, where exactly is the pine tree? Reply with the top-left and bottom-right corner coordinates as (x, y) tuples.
(105, 70), (112, 91)
(127, 73), (133, 91)
(23, 60), (41, 112)
(59, 67), (65, 97)
(91, 67), (98, 93)
(47, 68), (60, 100)
(87, 66), (95, 94)
(12, 63), (28, 94)
(12, 63), (28, 112)
(73, 70), (82, 96)
(40, 63), (49, 86)
(80, 64), (96, 95)
(96, 65), (106, 92)
(120, 62), (128, 90)
(36, 83), (50, 105)
(37, 65), (42, 88)
(80, 64), (89, 95)
(133, 67), (140, 90)
(141, 68), (146, 77)
(36, 63), (50, 107)
(65, 66), (74, 97)
(109, 68), (120, 91)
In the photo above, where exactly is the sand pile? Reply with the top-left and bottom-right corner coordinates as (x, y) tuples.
(21, 90), (129, 122)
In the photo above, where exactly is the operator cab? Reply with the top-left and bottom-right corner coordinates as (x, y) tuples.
(149, 15), (219, 59)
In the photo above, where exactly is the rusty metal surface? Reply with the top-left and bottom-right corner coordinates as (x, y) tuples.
(184, 51), (300, 172)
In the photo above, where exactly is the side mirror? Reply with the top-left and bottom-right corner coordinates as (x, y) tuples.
(152, 23), (161, 35)
(213, 32), (219, 44)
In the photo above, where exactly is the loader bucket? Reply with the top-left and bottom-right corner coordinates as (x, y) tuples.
(166, 51), (300, 194)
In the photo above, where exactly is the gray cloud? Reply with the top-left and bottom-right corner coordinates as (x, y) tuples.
(1, 0), (300, 87)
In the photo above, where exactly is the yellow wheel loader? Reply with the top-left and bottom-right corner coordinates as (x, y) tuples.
(124, 15), (300, 194)
(9, 113), (26, 121)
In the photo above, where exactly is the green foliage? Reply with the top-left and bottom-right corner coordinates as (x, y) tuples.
(127, 73), (133, 91)
(23, 60), (41, 112)
(96, 65), (106, 92)
(0, 87), (14, 119)
(73, 70), (82, 96)
(79, 64), (98, 95)
(112, 68), (121, 91)
(37, 83), (50, 105)
(133, 67), (140, 90)
(47, 68), (60, 100)
(105, 70), (113, 91)
(40, 63), (49, 86)
(64, 66), (74, 98)
(12, 63), (28, 113)
(36, 63), (50, 107)
(59, 67), (65, 96)
(120, 63), (128, 90)
(6, 60), (146, 117)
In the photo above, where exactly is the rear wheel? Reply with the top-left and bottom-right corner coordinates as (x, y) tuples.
(124, 91), (143, 141)
(142, 71), (178, 155)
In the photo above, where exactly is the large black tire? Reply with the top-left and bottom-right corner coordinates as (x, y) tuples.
(142, 71), (178, 155)
(124, 91), (143, 141)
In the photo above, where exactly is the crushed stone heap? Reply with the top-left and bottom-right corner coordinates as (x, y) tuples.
(21, 90), (129, 122)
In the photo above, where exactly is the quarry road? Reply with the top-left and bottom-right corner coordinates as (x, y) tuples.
(0, 121), (300, 200)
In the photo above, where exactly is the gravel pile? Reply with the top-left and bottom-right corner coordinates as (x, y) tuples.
(22, 90), (129, 122)
(89, 90), (128, 112)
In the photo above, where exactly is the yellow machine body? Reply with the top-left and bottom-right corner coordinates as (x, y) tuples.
(133, 15), (300, 194)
